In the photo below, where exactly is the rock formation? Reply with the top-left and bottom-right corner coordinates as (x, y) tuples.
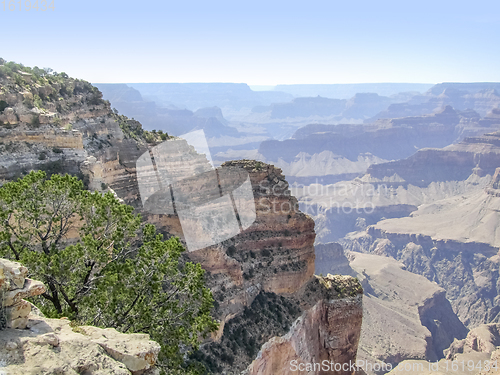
(314, 245), (468, 373)
(369, 84), (500, 120)
(259, 106), (500, 188)
(385, 323), (500, 375)
(339, 166), (500, 328)
(0, 258), (45, 329)
(150, 160), (317, 337)
(367, 131), (500, 187)
(0, 258), (161, 375)
(291, 127), (500, 244)
(244, 275), (363, 375)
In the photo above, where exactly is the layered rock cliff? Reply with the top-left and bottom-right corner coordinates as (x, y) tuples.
(292, 128), (500, 244)
(338, 164), (500, 329)
(367, 130), (500, 187)
(259, 106), (500, 187)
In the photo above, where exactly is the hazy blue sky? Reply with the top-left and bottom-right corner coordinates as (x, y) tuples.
(1, 0), (499, 84)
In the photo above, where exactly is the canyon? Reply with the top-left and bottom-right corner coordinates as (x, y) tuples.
(0, 63), (364, 374)
(4, 59), (500, 374)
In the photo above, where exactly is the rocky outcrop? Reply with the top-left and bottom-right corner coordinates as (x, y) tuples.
(0, 315), (161, 375)
(0, 258), (45, 329)
(445, 323), (500, 359)
(149, 160), (317, 331)
(314, 247), (468, 373)
(342, 225), (500, 329)
(336, 168), (500, 329)
(244, 275), (363, 375)
(0, 258), (161, 375)
(384, 323), (500, 375)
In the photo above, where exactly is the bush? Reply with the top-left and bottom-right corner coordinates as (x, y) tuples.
(0, 171), (218, 373)
(33, 95), (43, 109)
(226, 245), (236, 257)
(30, 115), (40, 127)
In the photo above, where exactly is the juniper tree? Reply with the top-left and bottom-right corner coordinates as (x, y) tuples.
(0, 170), (218, 374)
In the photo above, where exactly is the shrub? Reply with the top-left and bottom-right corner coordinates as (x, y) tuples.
(0, 171), (218, 373)
(0, 100), (8, 113)
(226, 245), (236, 257)
(33, 95), (43, 109)
(30, 115), (40, 127)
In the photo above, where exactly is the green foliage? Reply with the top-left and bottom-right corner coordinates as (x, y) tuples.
(0, 171), (218, 373)
(23, 95), (34, 108)
(0, 100), (8, 113)
(33, 94), (43, 109)
(226, 245), (236, 257)
(261, 249), (271, 257)
(14, 74), (24, 87)
(143, 130), (156, 144)
(112, 111), (169, 144)
(30, 114), (40, 127)
(189, 291), (301, 373)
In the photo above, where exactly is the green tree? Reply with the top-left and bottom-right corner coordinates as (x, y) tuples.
(0, 171), (218, 374)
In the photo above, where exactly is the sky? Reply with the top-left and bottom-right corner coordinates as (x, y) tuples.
(1, 0), (499, 85)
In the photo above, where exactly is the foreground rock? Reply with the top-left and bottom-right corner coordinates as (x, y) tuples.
(0, 315), (161, 375)
(0, 258), (161, 375)
(0, 258), (45, 329)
